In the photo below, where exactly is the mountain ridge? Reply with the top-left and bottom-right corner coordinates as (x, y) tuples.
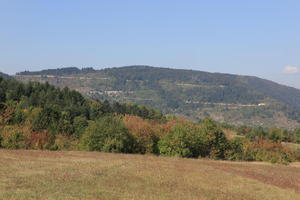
(15, 65), (300, 128)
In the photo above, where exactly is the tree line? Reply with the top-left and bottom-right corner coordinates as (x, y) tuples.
(0, 76), (299, 164)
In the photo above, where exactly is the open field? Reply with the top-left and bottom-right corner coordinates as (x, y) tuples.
(0, 150), (300, 200)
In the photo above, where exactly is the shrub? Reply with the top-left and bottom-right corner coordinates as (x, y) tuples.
(3, 132), (25, 149)
(11, 108), (25, 124)
(249, 139), (294, 164)
(200, 118), (230, 159)
(80, 115), (136, 153)
(0, 106), (14, 125)
(50, 134), (78, 151)
(207, 129), (230, 159)
(246, 127), (267, 141)
(32, 105), (61, 133)
(58, 111), (73, 134)
(123, 115), (159, 154)
(225, 137), (245, 160)
(228, 139), (294, 164)
(158, 122), (207, 158)
(27, 131), (51, 149)
(73, 115), (88, 138)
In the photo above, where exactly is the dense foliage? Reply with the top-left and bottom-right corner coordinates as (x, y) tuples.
(80, 115), (135, 153)
(0, 77), (164, 135)
(1, 77), (300, 164)
(15, 66), (300, 128)
(235, 125), (300, 144)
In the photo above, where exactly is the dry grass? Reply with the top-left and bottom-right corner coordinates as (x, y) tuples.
(283, 142), (300, 150)
(0, 150), (300, 200)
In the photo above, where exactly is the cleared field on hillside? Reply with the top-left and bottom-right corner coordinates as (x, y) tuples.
(0, 150), (300, 200)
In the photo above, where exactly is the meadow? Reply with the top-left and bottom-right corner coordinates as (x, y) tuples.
(0, 149), (300, 200)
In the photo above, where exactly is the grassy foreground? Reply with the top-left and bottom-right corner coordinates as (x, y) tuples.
(0, 150), (300, 200)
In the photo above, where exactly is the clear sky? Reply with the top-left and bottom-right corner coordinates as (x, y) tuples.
(0, 0), (299, 88)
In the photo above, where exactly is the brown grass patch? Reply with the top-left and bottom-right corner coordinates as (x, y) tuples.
(0, 150), (300, 200)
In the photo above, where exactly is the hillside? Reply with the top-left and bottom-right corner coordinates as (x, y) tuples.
(0, 71), (11, 79)
(15, 66), (300, 129)
(1, 150), (300, 200)
(2, 75), (300, 165)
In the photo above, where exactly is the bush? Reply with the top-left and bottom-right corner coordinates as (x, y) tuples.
(123, 115), (159, 154)
(27, 131), (52, 149)
(200, 118), (230, 159)
(11, 108), (25, 124)
(207, 129), (230, 159)
(3, 132), (25, 149)
(80, 115), (136, 153)
(230, 139), (294, 164)
(73, 115), (88, 138)
(225, 137), (245, 160)
(58, 111), (74, 134)
(158, 122), (207, 158)
(50, 134), (78, 151)
(249, 139), (294, 164)
(32, 105), (60, 133)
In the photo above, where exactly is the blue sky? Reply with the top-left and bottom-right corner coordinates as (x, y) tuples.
(0, 0), (299, 88)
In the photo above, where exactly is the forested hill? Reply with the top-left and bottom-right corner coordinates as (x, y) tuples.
(0, 76), (164, 136)
(2, 76), (300, 164)
(15, 65), (300, 128)
(102, 66), (300, 109)
(0, 72), (11, 79)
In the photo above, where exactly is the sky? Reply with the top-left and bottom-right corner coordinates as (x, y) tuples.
(0, 0), (299, 88)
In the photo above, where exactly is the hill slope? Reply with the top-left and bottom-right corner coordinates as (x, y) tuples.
(0, 72), (11, 79)
(1, 150), (300, 200)
(15, 66), (300, 128)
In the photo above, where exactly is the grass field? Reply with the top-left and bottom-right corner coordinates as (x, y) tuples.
(0, 150), (300, 200)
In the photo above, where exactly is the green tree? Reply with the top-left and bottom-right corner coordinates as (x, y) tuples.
(58, 111), (73, 134)
(80, 115), (135, 153)
(200, 118), (230, 159)
(32, 105), (61, 133)
(158, 122), (207, 158)
(90, 102), (104, 120)
(5, 132), (25, 149)
(73, 115), (88, 138)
